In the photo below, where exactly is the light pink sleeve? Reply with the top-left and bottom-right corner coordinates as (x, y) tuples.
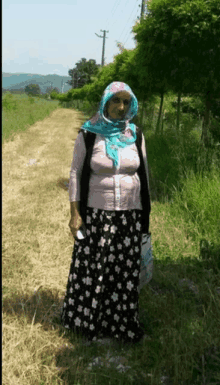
(69, 132), (86, 202)
(141, 132), (151, 197)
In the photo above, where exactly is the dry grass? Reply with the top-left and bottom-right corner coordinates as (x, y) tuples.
(2, 108), (85, 384)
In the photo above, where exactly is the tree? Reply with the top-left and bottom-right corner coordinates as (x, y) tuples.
(46, 86), (53, 94)
(133, 0), (220, 144)
(24, 84), (41, 96)
(46, 86), (59, 94)
(67, 58), (100, 89)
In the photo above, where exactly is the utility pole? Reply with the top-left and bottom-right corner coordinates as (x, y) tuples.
(95, 30), (109, 66)
(61, 79), (68, 94)
(140, 0), (145, 19)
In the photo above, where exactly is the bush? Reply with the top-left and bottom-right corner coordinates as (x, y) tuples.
(172, 95), (205, 118)
(50, 91), (58, 100)
(210, 117), (220, 143)
(28, 96), (35, 104)
(2, 93), (18, 111)
(170, 167), (220, 244)
(211, 98), (220, 120)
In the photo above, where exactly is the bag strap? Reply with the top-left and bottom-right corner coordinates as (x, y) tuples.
(136, 126), (142, 148)
(80, 130), (96, 168)
(80, 130), (94, 151)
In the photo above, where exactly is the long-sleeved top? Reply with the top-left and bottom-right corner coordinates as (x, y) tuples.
(69, 127), (150, 212)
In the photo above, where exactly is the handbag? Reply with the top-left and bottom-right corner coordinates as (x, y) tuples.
(138, 232), (153, 294)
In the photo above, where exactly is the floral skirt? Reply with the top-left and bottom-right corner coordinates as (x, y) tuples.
(61, 207), (145, 344)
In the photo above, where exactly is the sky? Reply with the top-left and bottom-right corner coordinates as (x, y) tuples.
(3, 0), (143, 77)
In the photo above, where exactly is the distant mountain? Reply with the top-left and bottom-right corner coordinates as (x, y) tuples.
(2, 72), (72, 94)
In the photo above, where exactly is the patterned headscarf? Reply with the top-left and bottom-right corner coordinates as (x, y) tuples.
(81, 81), (138, 168)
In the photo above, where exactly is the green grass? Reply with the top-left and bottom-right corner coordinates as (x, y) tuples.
(2, 92), (60, 143)
(2, 94), (220, 385)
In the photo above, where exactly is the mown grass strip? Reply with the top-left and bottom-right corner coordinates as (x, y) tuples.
(2, 92), (60, 143)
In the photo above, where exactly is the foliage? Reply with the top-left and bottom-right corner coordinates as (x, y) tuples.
(2, 93), (59, 143)
(50, 0), (219, 145)
(46, 86), (60, 95)
(111, 48), (147, 100)
(67, 58), (100, 89)
(28, 95), (35, 104)
(25, 83), (42, 96)
(131, 0), (220, 141)
(170, 167), (220, 241)
(53, 87), (59, 94)
(50, 91), (59, 100)
(209, 117), (220, 143)
(2, 92), (18, 111)
(3, 88), (26, 95)
(52, 62), (115, 104)
(210, 98), (220, 119)
(54, 48), (149, 107)
(133, 0), (220, 97)
(90, 62), (119, 98)
(171, 95), (205, 118)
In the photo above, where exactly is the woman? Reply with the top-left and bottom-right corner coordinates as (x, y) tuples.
(61, 81), (151, 345)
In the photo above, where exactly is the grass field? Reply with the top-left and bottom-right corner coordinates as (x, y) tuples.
(2, 94), (220, 385)
(2, 92), (60, 143)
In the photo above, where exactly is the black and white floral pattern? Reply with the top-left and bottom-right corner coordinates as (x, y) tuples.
(61, 207), (144, 344)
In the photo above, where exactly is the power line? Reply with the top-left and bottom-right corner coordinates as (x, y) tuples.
(105, 0), (122, 31)
(123, 30), (133, 46)
(123, 30), (131, 46)
(106, 0), (130, 33)
(102, 0), (142, 63)
(117, 0), (133, 42)
(122, 0), (148, 46)
(118, 0), (139, 45)
(123, 12), (140, 46)
(111, 0), (122, 18)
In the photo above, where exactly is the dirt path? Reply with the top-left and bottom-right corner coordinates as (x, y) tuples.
(3, 108), (85, 295)
(3, 109), (83, 199)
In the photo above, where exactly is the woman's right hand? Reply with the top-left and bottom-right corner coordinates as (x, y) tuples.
(69, 214), (84, 238)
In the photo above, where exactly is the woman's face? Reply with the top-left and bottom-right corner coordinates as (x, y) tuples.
(106, 91), (131, 120)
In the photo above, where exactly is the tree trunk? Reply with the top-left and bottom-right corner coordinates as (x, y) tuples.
(201, 91), (212, 147)
(161, 104), (165, 135)
(156, 91), (164, 134)
(176, 91), (181, 132)
(151, 104), (155, 125)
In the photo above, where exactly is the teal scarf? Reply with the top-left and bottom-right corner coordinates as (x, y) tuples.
(81, 81), (138, 168)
